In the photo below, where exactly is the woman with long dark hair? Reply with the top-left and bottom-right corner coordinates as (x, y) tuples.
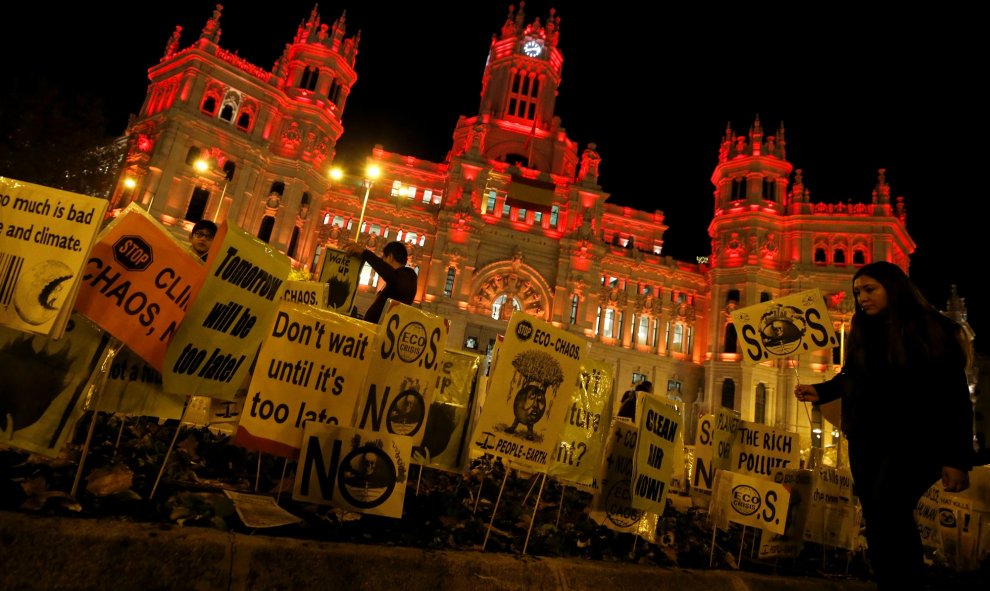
(794, 261), (974, 590)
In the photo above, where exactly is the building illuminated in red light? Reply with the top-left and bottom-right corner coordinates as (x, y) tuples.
(110, 5), (919, 448)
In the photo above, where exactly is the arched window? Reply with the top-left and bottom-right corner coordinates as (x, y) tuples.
(219, 105), (235, 122)
(201, 97), (217, 116)
(443, 267), (455, 297)
(834, 249), (846, 264)
(754, 383), (767, 424)
(853, 250), (866, 265)
(721, 379), (736, 411)
(236, 112), (251, 130)
(185, 187), (209, 222)
(258, 216), (275, 243)
(760, 291), (772, 302)
(185, 146), (202, 166)
(287, 226), (300, 258)
(723, 323), (737, 353)
(726, 289), (740, 305)
(491, 294), (520, 321)
(814, 248), (827, 264)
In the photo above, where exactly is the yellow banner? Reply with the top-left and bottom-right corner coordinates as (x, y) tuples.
(162, 221), (290, 399)
(281, 280), (328, 309)
(0, 177), (108, 338)
(730, 289), (837, 363)
(316, 246), (361, 313)
(711, 469), (791, 535)
(731, 420), (801, 481)
(0, 314), (109, 456)
(630, 394), (680, 514)
(234, 302), (375, 458)
(470, 312), (589, 472)
(74, 204), (205, 371)
(548, 357), (614, 488)
(96, 346), (185, 419)
(352, 300), (449, 448)
(412, 349), (480, 472)
(588, 419), (658, 542)
(293, 422), (411, 519)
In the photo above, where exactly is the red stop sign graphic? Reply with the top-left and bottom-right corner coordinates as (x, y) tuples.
(112, 236), (154, 271)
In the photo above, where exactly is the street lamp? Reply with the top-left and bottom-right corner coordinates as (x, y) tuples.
(194, 158), (229, 222)
(330, 163), (381, 240)
(122, 177), (138, 206)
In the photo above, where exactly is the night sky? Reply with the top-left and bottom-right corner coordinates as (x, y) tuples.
(4, 2), (985, 348)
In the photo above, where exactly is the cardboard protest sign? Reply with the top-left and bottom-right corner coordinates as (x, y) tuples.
(95, 346), (186, 419)
(692, 415), (715, 493)
(588, 419), (658, 542)
(281, 280), (328, 309)
(630, 394), (681, 514)
(234, 302), (375, 458)
(916, 482), (943, 550)
(758, 469), (813, 558)
(0, 314), (109, 456)
(315, 246), (361, 312)
(712, 407), (741, 471)
(0, 177), (108, 338)
(74, 204), (205, 371)
(162, 222), (290, 400)
(730, 289), (837, 364)
(803, 465), (858, 549)
(548, 357), (613, 489)
(731, 420), (800, 481)
(352, 301), (449, 448)
(293, 422), (411, 519)
(411, 349), (481, 472)
(471, 312), (589, 472)
(711, 468), (791, 535)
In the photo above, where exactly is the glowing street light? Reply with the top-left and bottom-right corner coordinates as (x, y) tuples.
(330, 163), (381, 240)
(194, 158), (229, 222)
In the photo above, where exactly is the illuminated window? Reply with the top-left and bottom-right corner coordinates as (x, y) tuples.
(671, 324), (684, 352)
(603, 309), (615, 338)
(422, 189), (433, 204)
(517, 208), (527, 222)
(534, 211), (543, 224)
(502, 202), (511, 217)
(404, 232), (417, 244)
(332, 215), (344, 227)
(369, 224), (381, 236)
(358, 263), (381, 287)
(637, 316), (650, 345)
(550, 205), (559, 227)
(484, 191), (496, 214)
(569, 294), (578, 324)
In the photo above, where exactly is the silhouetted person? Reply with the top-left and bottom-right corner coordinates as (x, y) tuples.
(794, 262), (974, 591)
(344, 240), (417, 324)
(617, 380), (653, 420)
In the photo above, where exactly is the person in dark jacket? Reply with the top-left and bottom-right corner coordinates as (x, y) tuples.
(617, 380), (653, 421)
(344, 240), (418, 324)
(794, 261), (974, 591)
(189, 219), (217, 262)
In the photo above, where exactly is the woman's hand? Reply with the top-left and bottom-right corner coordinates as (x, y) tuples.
(794, 384), (820, 403)
(343, 240), (365, 257)
(942, 466), (970, 493)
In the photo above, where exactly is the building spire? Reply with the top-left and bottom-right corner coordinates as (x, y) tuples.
(163, 26), (182, 60)
(200, 4), (223, 44)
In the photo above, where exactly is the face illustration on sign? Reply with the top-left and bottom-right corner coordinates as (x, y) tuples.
(340, 445), (396, 508)
(757, 304), (807, 355)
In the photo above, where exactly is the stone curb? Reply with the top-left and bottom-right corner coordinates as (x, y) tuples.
(0, 510), (876, 590)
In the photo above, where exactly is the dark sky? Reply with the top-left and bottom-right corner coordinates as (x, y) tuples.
(4, 2), (985, 347)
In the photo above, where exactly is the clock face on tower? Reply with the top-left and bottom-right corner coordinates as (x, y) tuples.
(522, 40), (543, 58)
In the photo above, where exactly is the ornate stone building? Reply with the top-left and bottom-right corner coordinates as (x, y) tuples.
(109, 5), (919, 449)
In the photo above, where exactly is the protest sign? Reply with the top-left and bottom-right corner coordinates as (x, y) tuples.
(293, 422), (411, 519)
(281, 280), (328, 309)
(711, 469), (791, 535)
(692, 415), (715, 493)
(352, 300), (449, 448)
(730, 289), (837, 364)
(235, 302), (375, 457)
(758, 468), (813, 558)
(0, 314), (109, 456)
(730, 420), (800, 481)
(713, 407), (741, 471)
(315, 246), (361, 312)
(0, 177), (108, 338)
(95, 346), (186, 419)
(588, 419), (658, 542)
(74, 204), (205, 371)
(162, 222), (290, 400)
(630, 394), (681, 514)
(548, 357), (613, 489)
(803, 465), (858, 549)
(411, 349), (480, 472)
(470, 312), (589, 472)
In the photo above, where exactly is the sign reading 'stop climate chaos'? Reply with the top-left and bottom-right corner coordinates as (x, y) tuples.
(471, 312), (589, 472)
(729, 289), (837, 364)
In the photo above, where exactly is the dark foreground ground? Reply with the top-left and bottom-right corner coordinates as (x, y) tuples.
(0, 413), (987, 590)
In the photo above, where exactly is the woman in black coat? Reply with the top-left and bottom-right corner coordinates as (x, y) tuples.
(794, 261), (974, 590)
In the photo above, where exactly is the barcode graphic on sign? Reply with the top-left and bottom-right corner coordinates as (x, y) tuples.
(0, 252), (25, 307)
